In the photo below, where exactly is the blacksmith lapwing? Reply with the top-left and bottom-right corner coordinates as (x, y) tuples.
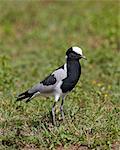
(17, 46), (86, 125)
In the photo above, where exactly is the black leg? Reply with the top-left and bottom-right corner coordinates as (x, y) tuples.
(52, 102), (56, 125)
(60, 97), (64, 121)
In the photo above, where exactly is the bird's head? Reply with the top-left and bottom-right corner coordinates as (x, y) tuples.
(66, 46), (86, 60)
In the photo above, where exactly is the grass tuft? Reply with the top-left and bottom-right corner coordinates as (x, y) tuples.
(0, 1), (119, 149)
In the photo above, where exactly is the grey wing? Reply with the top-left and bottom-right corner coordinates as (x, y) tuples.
(28, 64), (67, 94)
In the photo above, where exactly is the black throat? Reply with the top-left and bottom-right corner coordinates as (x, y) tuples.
(67, 59), (81, 79)
(61, 59), (81, 93)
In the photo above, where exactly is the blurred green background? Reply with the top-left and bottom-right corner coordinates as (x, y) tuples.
(0, 1), (119, 149)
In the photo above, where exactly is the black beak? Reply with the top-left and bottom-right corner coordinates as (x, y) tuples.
(81, 55), (87, 60)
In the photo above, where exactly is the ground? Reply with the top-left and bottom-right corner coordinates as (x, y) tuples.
(0, 0), (120, 150)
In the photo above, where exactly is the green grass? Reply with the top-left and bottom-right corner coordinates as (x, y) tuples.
(0, 1), (120, 149)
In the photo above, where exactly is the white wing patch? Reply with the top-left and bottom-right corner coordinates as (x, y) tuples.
(52, 63), (67, 82)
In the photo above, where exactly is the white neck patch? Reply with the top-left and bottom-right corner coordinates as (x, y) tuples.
(72, 47), (83, 55)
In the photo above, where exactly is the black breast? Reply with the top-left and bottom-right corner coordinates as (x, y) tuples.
(61, 60), (81, 93)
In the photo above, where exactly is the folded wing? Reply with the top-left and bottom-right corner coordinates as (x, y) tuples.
(16, 64), (67, 102)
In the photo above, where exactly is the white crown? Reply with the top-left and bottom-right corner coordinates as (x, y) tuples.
(72, 47), (83, 55)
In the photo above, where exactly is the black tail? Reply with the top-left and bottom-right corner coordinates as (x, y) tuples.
(16, 90), (34, 103)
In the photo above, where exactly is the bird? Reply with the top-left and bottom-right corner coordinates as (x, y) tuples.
(16, 46), (86, 125)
